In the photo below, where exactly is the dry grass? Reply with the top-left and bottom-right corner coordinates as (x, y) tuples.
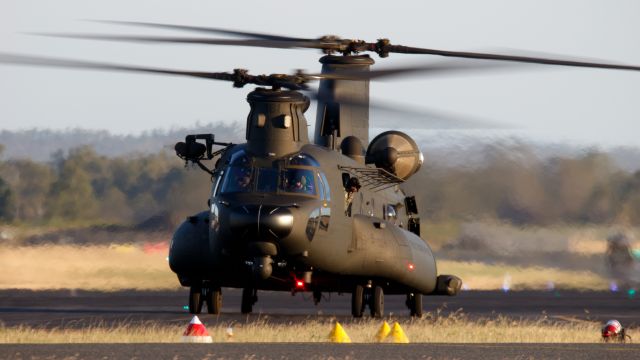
(0, 315), (613, 343)
(0, 245), (613, 291)
(437, 260), (609, 291)
(0, 245), (178, 290)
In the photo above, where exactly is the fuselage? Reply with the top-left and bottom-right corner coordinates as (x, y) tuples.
(170, 142), (438, 295)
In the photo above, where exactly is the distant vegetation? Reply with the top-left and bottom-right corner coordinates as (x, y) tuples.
(0, 145), (211, 226)
(407, 146), (640, 226)
(1, 128), (640, 227)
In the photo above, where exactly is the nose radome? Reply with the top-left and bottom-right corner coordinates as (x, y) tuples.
(260, 207), (293, 239)
(228, 205), (293, 241)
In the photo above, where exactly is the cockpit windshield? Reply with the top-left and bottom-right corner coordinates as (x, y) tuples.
(279, 168), (316, 195)
(219, 150), (321, 196)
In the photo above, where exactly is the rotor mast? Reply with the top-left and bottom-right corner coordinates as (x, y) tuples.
(314, 55), (374, 151)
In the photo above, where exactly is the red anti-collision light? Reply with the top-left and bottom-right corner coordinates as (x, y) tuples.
(295, 280), (305, 288)
(407, 263), (415, 271)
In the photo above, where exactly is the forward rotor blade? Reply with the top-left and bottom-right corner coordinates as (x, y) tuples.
(89, 20), (312, 42)
(0, 52), (311, 89)
(32, 33), (324, 50)
(307, 59), (527, 82)
(0, 52), (238, 81)
(385, 45), (640, 72)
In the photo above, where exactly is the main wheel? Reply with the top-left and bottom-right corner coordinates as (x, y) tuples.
(351, 285), (364, 318)
(370, 286), (384, 318)
(189, 286), (203, 314)
(205, 287), (222, 314)
(409, 293), (423, 318)
(241, 287), (254, 314)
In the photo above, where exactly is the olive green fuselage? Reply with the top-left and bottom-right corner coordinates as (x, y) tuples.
(170, 143), (437, 295)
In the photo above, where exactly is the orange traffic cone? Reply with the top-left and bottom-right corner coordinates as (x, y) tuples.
(181, 315), (213, 343)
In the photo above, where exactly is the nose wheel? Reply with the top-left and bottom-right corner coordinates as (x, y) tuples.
(189, 285), (223, 314)
(241, 287), (258, 314)
(188, 286), (203, 314)
(205, 287), (222, 314)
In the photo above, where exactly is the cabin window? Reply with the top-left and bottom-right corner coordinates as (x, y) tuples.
(385, 204), (398, 222)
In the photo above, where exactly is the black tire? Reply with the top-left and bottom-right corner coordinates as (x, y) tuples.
(370, 286), (384, 318)
(351, 285), (364, 318)
(189, 286), (203, 314)
(206, 287), (222, 314)
(241, 287), (254, 314)
(313, 290), (322, 305)
(410, 293), (423, 318)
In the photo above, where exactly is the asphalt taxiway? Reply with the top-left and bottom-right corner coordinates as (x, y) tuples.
(2, 343), (640, 360)
(0, 289), (637, 327)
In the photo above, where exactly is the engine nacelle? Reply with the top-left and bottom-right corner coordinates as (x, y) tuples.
(365, 131), (423, 180)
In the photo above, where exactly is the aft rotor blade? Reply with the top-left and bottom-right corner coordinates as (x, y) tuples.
(368, 100), (511, 130)
(306, 90), (511, 130)
(32, 33), (325, 50)
(89, 20), (312, 42)
(384, 45), (640, 72)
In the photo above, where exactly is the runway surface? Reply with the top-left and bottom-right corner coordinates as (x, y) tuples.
(2, 343), (640, 360)
(0, 289), (638, 327)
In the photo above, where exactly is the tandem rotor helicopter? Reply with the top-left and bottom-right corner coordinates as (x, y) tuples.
(3, 21), (640, 318)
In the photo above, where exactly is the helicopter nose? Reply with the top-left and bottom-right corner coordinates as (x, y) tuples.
(229, 205), (294, 241)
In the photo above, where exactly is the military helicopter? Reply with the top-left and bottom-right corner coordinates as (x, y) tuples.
(2, 22), (640, 318)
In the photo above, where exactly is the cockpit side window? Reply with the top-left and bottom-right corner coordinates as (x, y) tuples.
(317, 172), (326, 201)
(219, 150), (253, 194)
(320, 173), (331, 202)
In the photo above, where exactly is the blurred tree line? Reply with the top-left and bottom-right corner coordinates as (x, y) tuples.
(0, 144), (211, 226)
(407, 144), (640, 226)
(1, 142), (640, 226)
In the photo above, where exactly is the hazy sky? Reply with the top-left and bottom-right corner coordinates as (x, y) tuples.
(1, 0), (639, 147)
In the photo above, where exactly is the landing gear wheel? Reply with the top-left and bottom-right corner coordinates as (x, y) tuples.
(205, 287), (222, 314)
(407, 293), (423, 318)
(351, 285), (364, 318)
(241, 287), (256, 314)
(313, 290), (322, 305)
(370, 286), (384, 318)
(189, 286), (203, 314)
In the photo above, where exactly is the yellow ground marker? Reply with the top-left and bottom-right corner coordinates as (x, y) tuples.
(375, 321), (391, 342)
(328, 322), (352, 343)
(387, 322), (409, 343)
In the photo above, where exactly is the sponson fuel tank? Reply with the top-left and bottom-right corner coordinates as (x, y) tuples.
(169, 211), (217, 285)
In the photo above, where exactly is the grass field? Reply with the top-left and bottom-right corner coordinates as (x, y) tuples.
(0, 315), (615, 343)
(0, 244), (611, 291)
